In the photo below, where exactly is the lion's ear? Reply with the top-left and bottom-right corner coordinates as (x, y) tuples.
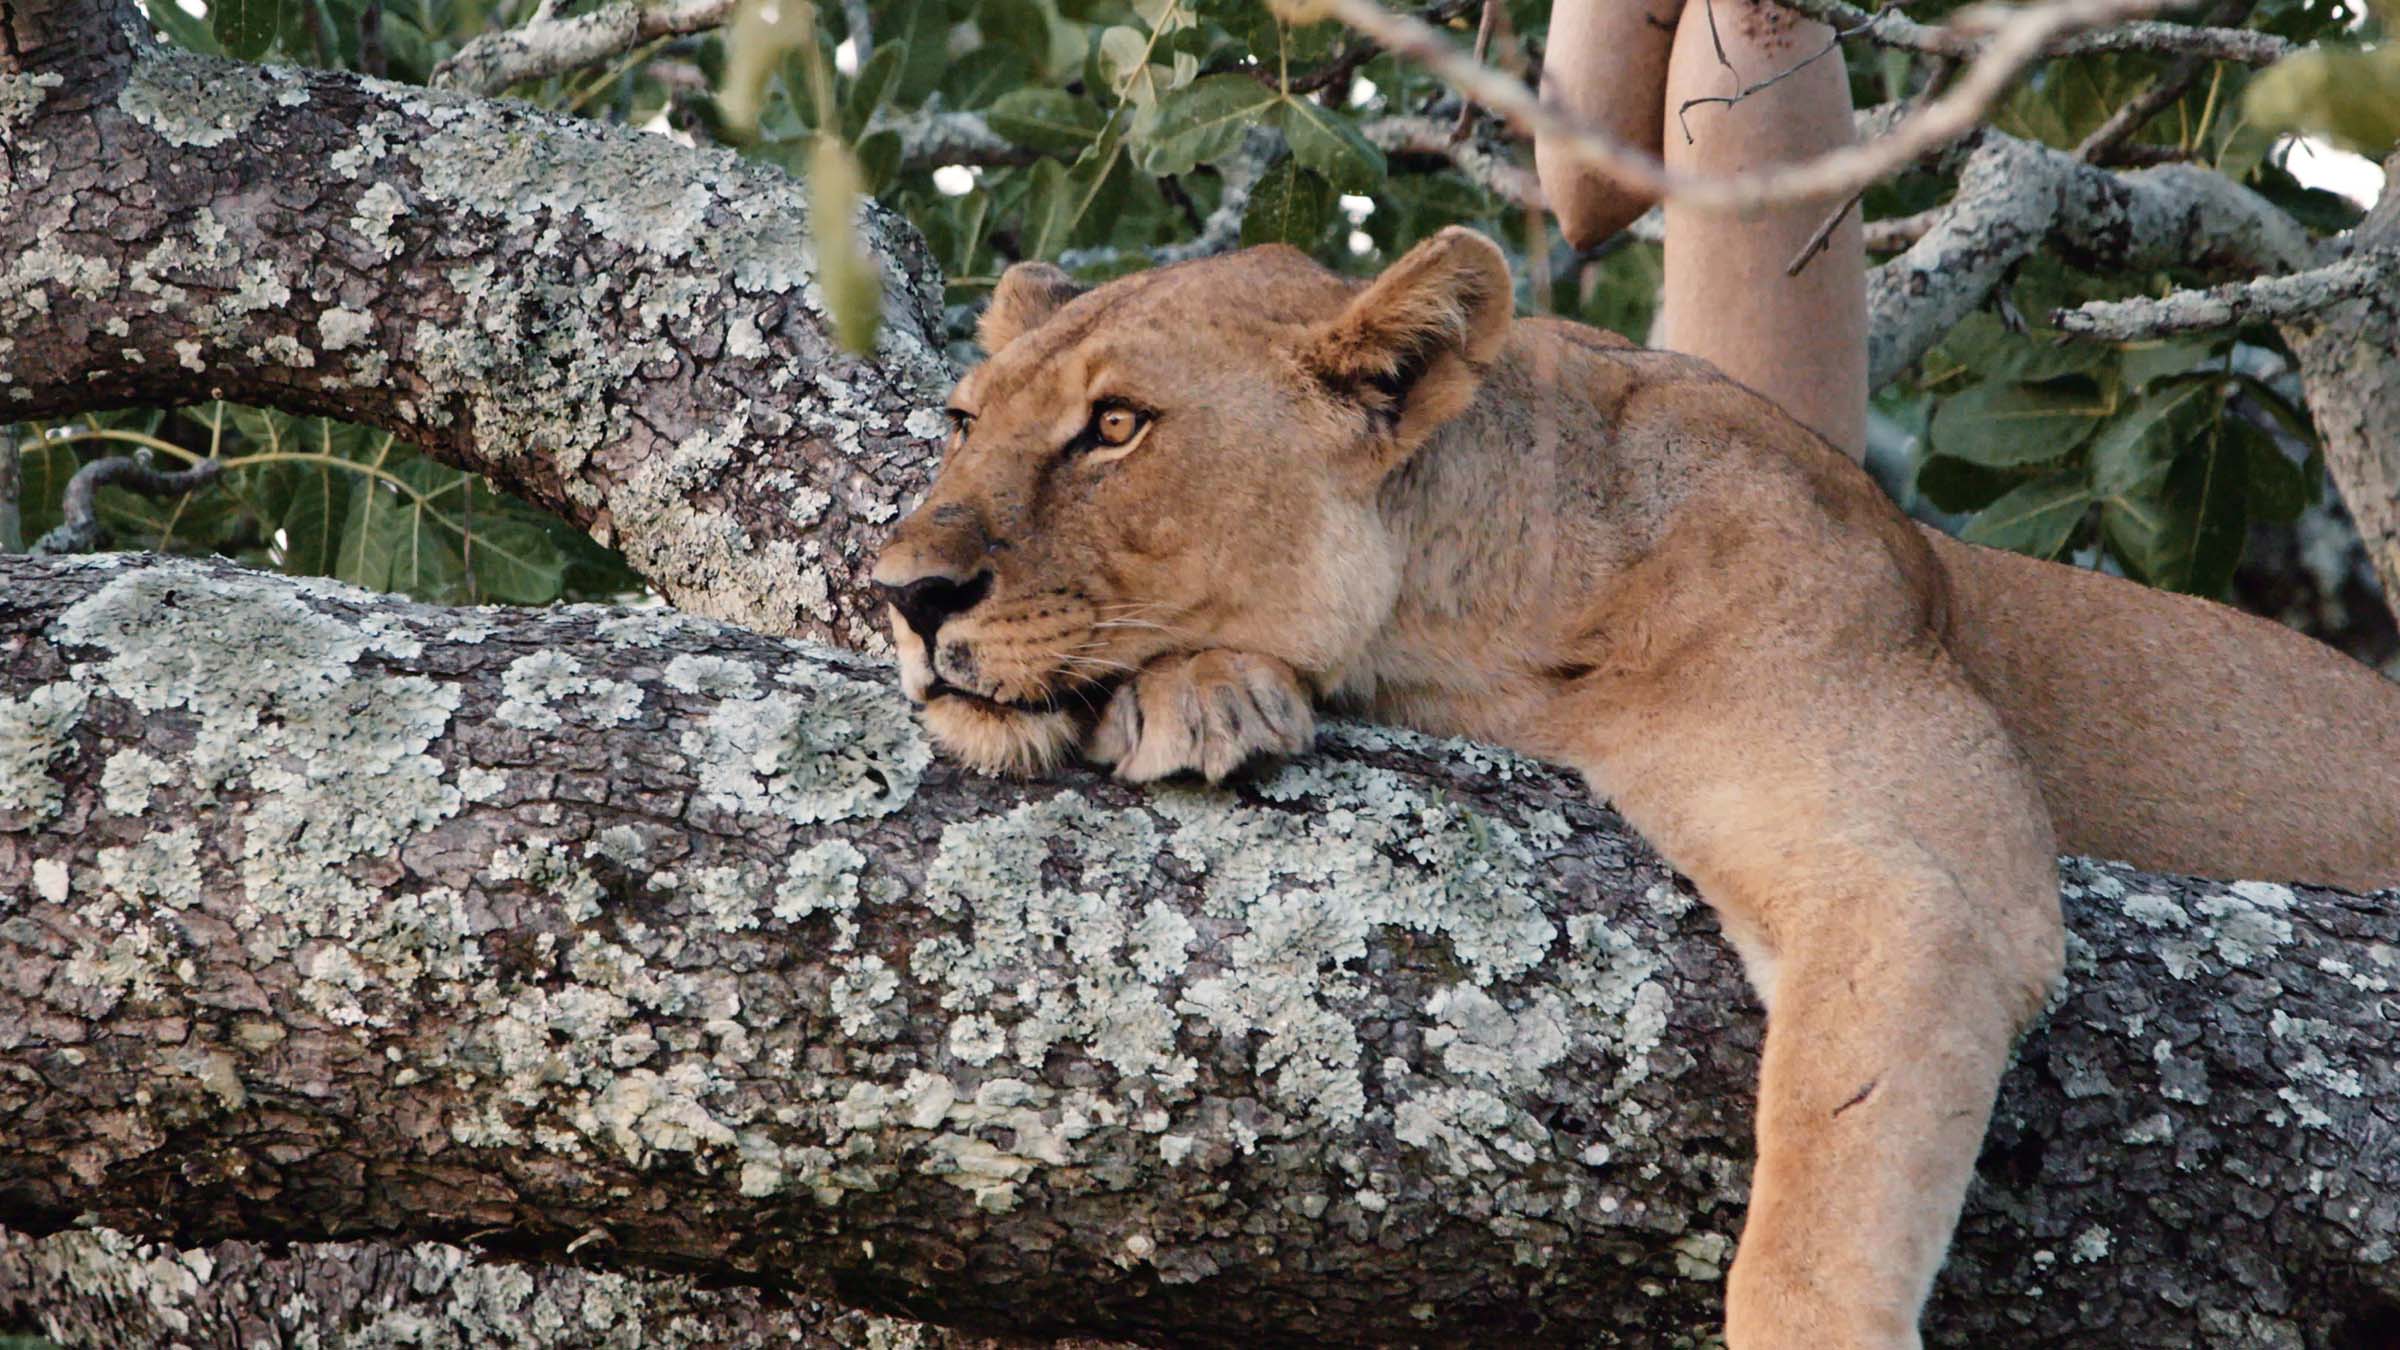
(978, 261), (1085, 353)
(1303, 226), (1513, 460)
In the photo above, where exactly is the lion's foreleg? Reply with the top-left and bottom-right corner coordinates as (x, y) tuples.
(1584, 648), (2062, 1347)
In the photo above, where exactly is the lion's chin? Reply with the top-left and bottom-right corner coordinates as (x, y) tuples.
(922, 694), (1083, 777)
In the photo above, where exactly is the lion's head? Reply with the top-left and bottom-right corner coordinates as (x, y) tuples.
(870, 227), (1514, 774)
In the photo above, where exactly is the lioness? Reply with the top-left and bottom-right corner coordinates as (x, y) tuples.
(872, 228), (2400, 1347)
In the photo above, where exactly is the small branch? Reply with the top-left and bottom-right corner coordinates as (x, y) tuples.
(1767, 0), (2293, 65)
(27, 450), (223, 556)
(2053, 247), (2400, 339)
(873, 105), (1036, 171)
(1058, 131), (1275, 270)
(430, 0), (734, 95)
(2075, 0), (2254, 164)
(1363, 113), (1546, 210)
(1284, 0), (1480, 95)
(1321, 0), (2191, 211)
(1862, 205), (1943, 252)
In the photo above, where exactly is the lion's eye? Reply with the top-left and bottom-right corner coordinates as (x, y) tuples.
(1093, 405), (1147, 447)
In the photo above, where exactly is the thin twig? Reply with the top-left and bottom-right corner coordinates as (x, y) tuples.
(1676, 18), (1871, 145)
(1322, 0), (2188, 211)
(1788, 55), (1955, 275)
(1861, 204), (1943, 252)
(2076, 0), (2255, 163)
(1451, 0), (1505, 141)
(29, 451), (224, 557)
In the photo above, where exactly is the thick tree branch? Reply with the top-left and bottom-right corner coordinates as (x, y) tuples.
(1, 0), (953, 649)
(2, 550), (2398, 1346)
(2277, 158), (2400, 629)
(1864, 127), (2309, 387)
(0, 1226), (1028, 1348)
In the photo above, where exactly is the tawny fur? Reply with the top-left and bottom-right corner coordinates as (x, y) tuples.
(874, 230), (2400, 1349)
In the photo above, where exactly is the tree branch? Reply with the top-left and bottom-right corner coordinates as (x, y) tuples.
(1361, 112), (1545, 211)
(1319, 0), (2213, 211)
(1767, 0), (2294, 66)
(1864, 127), (2309, 387)
(2, 550), (2397, 1346)
(1, 0), (953, 650)
(2051, 246), (2400, 339)
(430, 0), (734, 95)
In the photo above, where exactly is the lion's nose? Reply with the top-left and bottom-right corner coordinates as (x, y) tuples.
(878, 569), (993, 643)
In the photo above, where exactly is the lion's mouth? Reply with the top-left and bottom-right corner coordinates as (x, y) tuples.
(919, 675), (1118, 719)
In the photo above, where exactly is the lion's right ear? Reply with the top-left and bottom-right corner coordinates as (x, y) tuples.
(978, 262), (1086, 353)
(1302, 226), (1513, 464)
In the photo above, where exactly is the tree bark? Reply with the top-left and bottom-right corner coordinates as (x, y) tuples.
(3, 551), (2398, 1348)
(1, 0), (950, 649)
(2280, 153), (2400, 630)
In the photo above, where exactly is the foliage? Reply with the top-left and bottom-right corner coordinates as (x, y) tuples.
(9, 0), (2385, 607)
(1873, 0), (2369, 596)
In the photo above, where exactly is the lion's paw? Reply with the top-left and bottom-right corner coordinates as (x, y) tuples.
(1086, 649), (1316, 785)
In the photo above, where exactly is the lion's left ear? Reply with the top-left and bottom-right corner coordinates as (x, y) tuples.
(1303, 226), (1513, 462)
(978, 261), (1086, 353)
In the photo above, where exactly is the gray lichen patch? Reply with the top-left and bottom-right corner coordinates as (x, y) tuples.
(116, 48), (310, 149)
(0, 683), (88, 820)
(47, 563), (465, 1008)
(0, 71), (63, 130)
(680, 660), (928, 826)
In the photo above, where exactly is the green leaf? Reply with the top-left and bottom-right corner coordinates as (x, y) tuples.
(1276, 93), (1385, 193)
(147, 0), (225, 55)
(2101, 420), (2247, 593)
(2117, 337), (2224, 391)
(2088, 377), (2219, 501)
(1914, 454), (2024, 514)
(1023, 120), (1126, 259)
(466, 517), (568, 605)
(2245, 44), (2400, 156)
(2237, 418), (2313, 524)
(841, 41), (905, 139)
(721, 0), (819, 140)
(986, 87), (1105, 154)
(1934, 311), (2110, 384)
(977, 0), (1054, 67)
(1240, 158), (1334, 247)
(214, 0), (282, 61)
(278, 458), (352, 576)
(1136, 74), (1277, 177)
(810, 135), (884, 354)
(886, 0), (954, 105)
(1929, 379), (2113, 469)
(1959, 473), (2092, 559)
(855, 127), (902, 194)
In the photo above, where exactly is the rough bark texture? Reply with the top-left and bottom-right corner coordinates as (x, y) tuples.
(2279, 154), (2400, 631)
(1, 0), (950, 649)
(3, 551), (2399, 1348)
(0, 1225), (1040, 1348)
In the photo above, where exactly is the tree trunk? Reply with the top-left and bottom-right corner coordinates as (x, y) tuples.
(2281, 151), (2400, 631)
(2, 551), (2396, 1348)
